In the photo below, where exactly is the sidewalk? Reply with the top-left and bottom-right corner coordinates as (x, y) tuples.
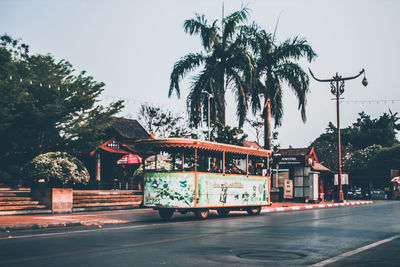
(0, 200), (373, 231)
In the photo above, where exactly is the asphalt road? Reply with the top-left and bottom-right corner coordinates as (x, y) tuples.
(0, 201), (399, 266)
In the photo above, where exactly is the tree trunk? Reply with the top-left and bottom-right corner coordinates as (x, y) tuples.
(216, 73), (226, 126)
(217, 92), (225, 126)
(264, 97), (272, 150)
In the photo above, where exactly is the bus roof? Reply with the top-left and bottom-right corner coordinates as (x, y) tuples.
(133, 138), (271, 158)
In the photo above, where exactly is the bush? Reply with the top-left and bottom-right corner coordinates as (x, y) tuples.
(0, 170), (14, 187)
(23, 152), (90, 187)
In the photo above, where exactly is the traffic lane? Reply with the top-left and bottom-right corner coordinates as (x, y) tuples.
(0, 204), (394, 264)
(0, 209), (251, 240)
(2, 208), (394, 267)
(326, 237), (400, 267)
(0, 202), (398, 266)
(0, 201), (375, 239)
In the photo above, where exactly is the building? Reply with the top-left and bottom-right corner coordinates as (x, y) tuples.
(273, 147), (333, 202)
(90, 118), (150, 189)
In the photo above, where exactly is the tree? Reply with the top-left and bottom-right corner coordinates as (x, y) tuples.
(246, 117), (263, 145)
(312, 112), (400, 171)
(209, 122), (247, 146)
(22, 152), (90, 188)
(169, 8), (254, 127)
(0, 35), (123, 175)
(137, 103), (199, 139)
(241, 24), (317, 149)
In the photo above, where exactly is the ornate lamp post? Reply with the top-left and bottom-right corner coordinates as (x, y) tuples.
(309, 68), (368, 202)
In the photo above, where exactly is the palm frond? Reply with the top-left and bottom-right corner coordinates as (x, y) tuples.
(226, 68), (249, 128)
(222, 7), (250, 44)
(184, 14), (219, 51)
(275, 62), (310, 122)
(169, 53), (205, 98)
(273, 36), (317, 63)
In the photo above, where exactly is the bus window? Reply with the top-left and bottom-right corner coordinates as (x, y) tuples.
(225, 154), (246, 174)
(248, 160), (255, 175)
(145, 152), (173, 172)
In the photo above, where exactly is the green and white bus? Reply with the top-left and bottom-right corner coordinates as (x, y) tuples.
(133, 138), (271, 220)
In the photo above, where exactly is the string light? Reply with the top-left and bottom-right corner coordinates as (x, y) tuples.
(340, 99), (400, 104)
(9, 75), (395, 110)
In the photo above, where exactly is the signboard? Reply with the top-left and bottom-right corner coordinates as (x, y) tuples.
(334, 174), (349, 185)
(143, 172), (268, 208)
(284, 179), (293, 199)
(144, 172), (195, 207)
(277, 156), (302, 165)
(196, 173), (268, 207)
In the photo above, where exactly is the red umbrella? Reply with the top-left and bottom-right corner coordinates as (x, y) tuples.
(117, 154), (142, 165)
(390, 177), (400, 184)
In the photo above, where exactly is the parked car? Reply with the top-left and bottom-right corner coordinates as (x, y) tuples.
(370, 189), (387, 200)
(347, 187), (370, 200)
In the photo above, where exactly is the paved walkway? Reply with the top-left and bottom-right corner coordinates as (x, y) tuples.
(0, 200), (373, 231)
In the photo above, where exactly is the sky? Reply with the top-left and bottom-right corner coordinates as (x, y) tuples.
(1, 0), (399, 148)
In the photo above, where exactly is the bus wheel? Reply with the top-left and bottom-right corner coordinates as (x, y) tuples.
(247, 206), (262, 215)
(158, 209), (174, 220)
(217, 208), (230, 217)
(194, 209), (209, 220)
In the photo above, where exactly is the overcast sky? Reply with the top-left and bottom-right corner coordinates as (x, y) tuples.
(1, 0), (399, 148)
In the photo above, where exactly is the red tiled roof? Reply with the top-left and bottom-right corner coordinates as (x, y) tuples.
(276, 147), (310, 157)
(133, 138), (272, 157)
(312, 162), (332, 172)
(243, 141), (263, 149)
(99, 146), (129, 154)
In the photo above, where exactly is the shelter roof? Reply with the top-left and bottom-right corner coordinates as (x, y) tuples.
(276, 147), (310, 157)
(243, 141), (263, 150)
(112, 117), (150, 140)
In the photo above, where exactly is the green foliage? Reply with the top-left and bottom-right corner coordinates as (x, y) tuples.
(246, 118), (263, 144)
(0, 170), (14, 186)
(313, 112), (399, 150)
(137, 103), (199, 139)
(343, 112), (399, 149)
(312, 112), (400, 171)
(169, 8), (254, 127)
(240, 24), (317, 149)
(0, 34), (124, 171)
(22, 152), (90, 187)
(210, 122), (248, 146)
(342, 145), (381, 171)
(370, 144), (400, 170)
(312, 140), (354, 171)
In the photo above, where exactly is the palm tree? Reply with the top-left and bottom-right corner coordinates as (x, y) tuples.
(242, 24), (317, 150)
(169, 8), (254, 128)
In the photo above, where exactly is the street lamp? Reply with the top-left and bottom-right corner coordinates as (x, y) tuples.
(309, 68), (367, 202)
(202, 91), (214, 140)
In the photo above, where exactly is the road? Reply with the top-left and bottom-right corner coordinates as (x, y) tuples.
(0, 201), (399, 266)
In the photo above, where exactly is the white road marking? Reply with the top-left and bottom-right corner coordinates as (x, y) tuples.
(308, 234), (400, 267)
(0, 222), (175, 240)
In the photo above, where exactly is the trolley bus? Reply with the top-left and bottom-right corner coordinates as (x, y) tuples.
(133, 138), (271, 220)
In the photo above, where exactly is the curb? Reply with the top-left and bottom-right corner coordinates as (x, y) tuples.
(0, 219), (126, 231)
(262, 200), (373, 213)
(0, 221), (82, 231)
